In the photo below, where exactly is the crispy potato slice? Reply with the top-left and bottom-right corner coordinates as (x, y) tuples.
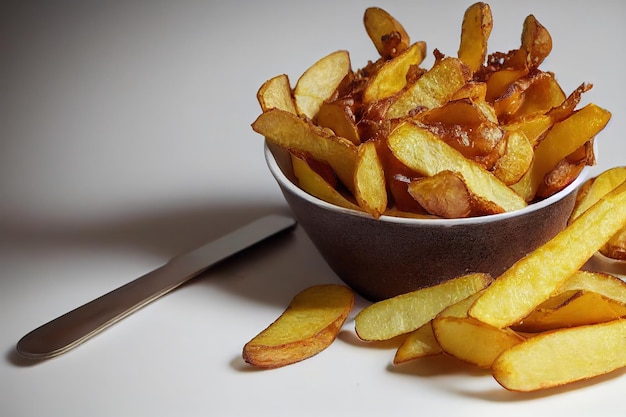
(570, 166), (626, 221)
(354, 273), (492, 341)
(294, 50), (351, 119)
(492, 130), (534, 185)
(393, 323), (441, 365)
(558, 270), (626, 304)
(431, 291), (524, 368)
(292, 155), (361, 211)
(407, 171), (472, 218)
(387, 121), (527, 212)
(257, 74), (296, 114)
(457, 2), (493, 74)
(252, 108), (358, 192)
(485, 68), (528, 102)
(502, 114), (553, 147)
(316, 100), (360, 145)
(513, 291), (626, 333)
(512, 104), (611, 201)
(434, 317), (525, 368)
(520, 14), (552, 69)
(363, 41), (427, 104)
(387, 57), (472, 118)
(492, 319), (626, 392)
(354, 141), (388, 217)
(469, 180), (626, 328)
(508, 71), (565, 120)
(363, 7), (410, 58)
(243, 284), (354, 368)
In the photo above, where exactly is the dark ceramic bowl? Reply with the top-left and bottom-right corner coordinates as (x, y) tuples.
(265, 142), (589, 301)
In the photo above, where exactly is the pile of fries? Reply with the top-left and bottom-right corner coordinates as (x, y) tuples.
(252, 3), (611, 219)
(243, 3), (626, 394)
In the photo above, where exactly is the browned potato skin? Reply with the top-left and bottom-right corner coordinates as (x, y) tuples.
(363, 7), (410, 59)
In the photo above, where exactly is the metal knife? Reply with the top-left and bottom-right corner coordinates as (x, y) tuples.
(16, 214), (297, 360)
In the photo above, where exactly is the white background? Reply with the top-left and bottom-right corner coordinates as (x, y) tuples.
(1, 1), (625, 416)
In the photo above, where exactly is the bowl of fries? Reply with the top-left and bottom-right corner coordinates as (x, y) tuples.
(266, 141), (588, 301)
(253, 4), (611, 300)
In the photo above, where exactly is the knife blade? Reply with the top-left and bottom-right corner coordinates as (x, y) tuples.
(16, 214), (296, 360)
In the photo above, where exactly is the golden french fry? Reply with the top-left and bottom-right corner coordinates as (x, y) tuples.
(512, 103), (612, 201)
(469, 180), (626, 328)
(355, 273), (492, 341)
(316, 100), (360, 145)
(558, 270), (626, 304)
(492, 320), (626, 392)
(393, 323), (441, 365)
(513, 291), (626, 333)
(294, 50), (351, 119)
(457, 2), (493, 74)
(243, 285), (354, 369)
(502, 114), (553, 147)
(570, 167), (626, 221)
(363, 7), (410, 58)
(508, 71), (565, 120)
(386, 57), (472, 118)
(602, 227), (626, 260)
(492, 130), (534, 185)
(354, 141), (387, 217)
(363, 41), (427, 104)
(292, 155), (360, 211)
(252, 108), (358, 192)
(520, 14), (553, 68)
(257, 74), (296, 114)
(387, 121), (527, 212)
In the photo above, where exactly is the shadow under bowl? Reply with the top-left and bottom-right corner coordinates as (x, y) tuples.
(265, 142), (588, 301)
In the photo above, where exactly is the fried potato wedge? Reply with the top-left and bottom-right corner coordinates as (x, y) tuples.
(407, 171), (472, 218)
(388, 121), (527, 212)
(513, 291), (626, 333)
(492, 130), (534, 185)
(457, 2), (493, 74)
(363, 41), (427, 104)
(603, 227), (626, 260)
(393, 323), (441, 365)
(520, 14), (553, 69)
(257, 74), (296, 114)
(252, 108), (358, 191)
(387, 57), (472, 118)
(243, 285), (354, 368)
(492, 319), (626, 392)
(292, 155), (360, 211)
(355, 273), (492, 341)
(430, 291), (524, 368)
(354, 141), (387, 217)
(363, 7), (410, 58)
(558, 270), (626, 304)
(294, 50), (351, 119)
(512, 103), (611, 201)
(316, 100), (360, 145)
(502, 114), (553, 147)
(570, 166), (626, 221)
(469, 180), (626, 328)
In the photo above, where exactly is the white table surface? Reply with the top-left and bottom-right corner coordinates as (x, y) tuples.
(2, 1), (625, 416)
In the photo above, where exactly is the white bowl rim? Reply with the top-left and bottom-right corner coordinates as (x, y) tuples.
(265, 142), (590, 226)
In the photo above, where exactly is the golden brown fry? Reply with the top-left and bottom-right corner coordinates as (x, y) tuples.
(457, 2), (493, 74)
(354, 141), (388, 217)
(570, 167), (626, 221)
(355, 273), (492, 341)
(520, 14), (553, 68)
(388, 121), (527, 212)
(363, 41), (427, 104)
(492, 320), (626, 392)
(469, 180), (626, 328)
(363, 7), (410, 58)
(252, 108), (358, 192)
(492, 130), (534, 185)
(257, 74), (296, 114)
(393, 323), (441, 365)
(316, 100), (360, 145)
(407, 171), (472, 218)
(243, 285), (354, 369)
(292, 155), (361, 212)
(387, 57), (472, 118)
(294, 50), (351, 119)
